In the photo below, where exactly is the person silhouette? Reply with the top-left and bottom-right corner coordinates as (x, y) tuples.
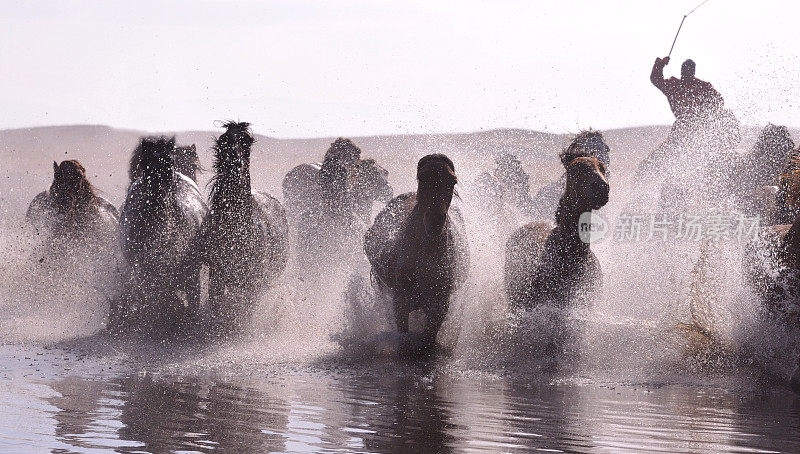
(650, 56), (724, 122)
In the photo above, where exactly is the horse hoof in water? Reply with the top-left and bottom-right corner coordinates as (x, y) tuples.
(397, 332), (438, 361)
(365, 154), (469, 353)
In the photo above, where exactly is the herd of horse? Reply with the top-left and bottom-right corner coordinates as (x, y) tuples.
(21, 118), (800, 366)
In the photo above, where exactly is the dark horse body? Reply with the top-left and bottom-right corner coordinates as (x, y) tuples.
(365, 154), (469, 350)
(283, 139), (393, 270)
(113, 137), (208, 334)
(27, 160), (119, 243)
(192, 122), (289, 332)
(505, 132), (610, 309)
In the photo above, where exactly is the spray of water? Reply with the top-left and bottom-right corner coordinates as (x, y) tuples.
(2, 124), (798, 386)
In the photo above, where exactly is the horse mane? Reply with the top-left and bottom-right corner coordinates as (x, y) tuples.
(137, 136), (177, 191)
(209, 122), (252, 206)
(216, 121), (254, 151)
(559, 130), (610, 169)
(129, 140), (145, 182)
(323, 138), (362, 167)
(129, 136), (178, 182)
(50, 159), (97, 213)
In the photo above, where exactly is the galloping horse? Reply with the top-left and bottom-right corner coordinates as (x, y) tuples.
(365, 154), (469, 350)
(114, 137), (208, 334)
(505, 132), (610, 309)
(192, 122), (289, 332)
(741, 151), (800, 390)
(282, 138), (393, 270)
(743, 150), (800, 312)
(27, 160), (119, 242)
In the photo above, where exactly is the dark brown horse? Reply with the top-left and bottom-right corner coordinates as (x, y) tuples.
(505, 133), (610, 309)
(26, 160), (119, 241)
(192, 122), (289, 333)
(114, 137), (208, 334)
(364, 154), (469, 350)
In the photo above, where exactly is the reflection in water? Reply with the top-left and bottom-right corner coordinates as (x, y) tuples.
(48, 376), (108, 451)
(47, 373), (290, 453)
(28, 361), (800, 453)
(356, 371), (457, 453)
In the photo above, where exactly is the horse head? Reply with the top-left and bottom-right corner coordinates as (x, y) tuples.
(355, 159), (393, 203)
(561, 129), (611, 179)
(416, 154), (458, 237)
(560, 131), (610, 212)
(565, 157), (609, 211)
(174, 144), (201, 182)
(753, 123), (795, 182)
(217, 121), (254, 165)
(210, 122), (254, 207)
(320, 138), (362, 196)
(138, 136), (177, 193)
(50, 159), (95, 212)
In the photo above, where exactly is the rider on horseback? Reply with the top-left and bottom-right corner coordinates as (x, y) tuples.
(651, 57), (725, 123)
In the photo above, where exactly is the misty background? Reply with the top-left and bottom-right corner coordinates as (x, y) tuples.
(2, 0), (798, 137)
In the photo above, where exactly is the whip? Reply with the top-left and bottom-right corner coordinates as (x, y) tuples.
(667, 0), (713, 57)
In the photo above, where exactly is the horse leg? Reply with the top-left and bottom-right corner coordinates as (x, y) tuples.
(208, 270), (223, 319)
(182, 262), (203, 317)
(207, 270), (234, 336)
(424, 295), (448, 343)
(393, 296), (409, 333)
(108, 287), (131, 334)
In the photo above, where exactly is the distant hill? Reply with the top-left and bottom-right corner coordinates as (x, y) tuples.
(0, 123), (793, 220)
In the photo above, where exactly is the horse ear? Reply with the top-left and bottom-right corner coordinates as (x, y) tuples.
(53, 161), (59, 174)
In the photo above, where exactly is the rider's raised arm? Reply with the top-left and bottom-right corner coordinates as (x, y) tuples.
(650, 57), (668, 92)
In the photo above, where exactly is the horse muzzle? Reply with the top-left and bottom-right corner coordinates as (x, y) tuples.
(591, 181), (610, 210)
(423, 211), (447, 237)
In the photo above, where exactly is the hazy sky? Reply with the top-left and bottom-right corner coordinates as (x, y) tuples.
(2, 0), (798, 137)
